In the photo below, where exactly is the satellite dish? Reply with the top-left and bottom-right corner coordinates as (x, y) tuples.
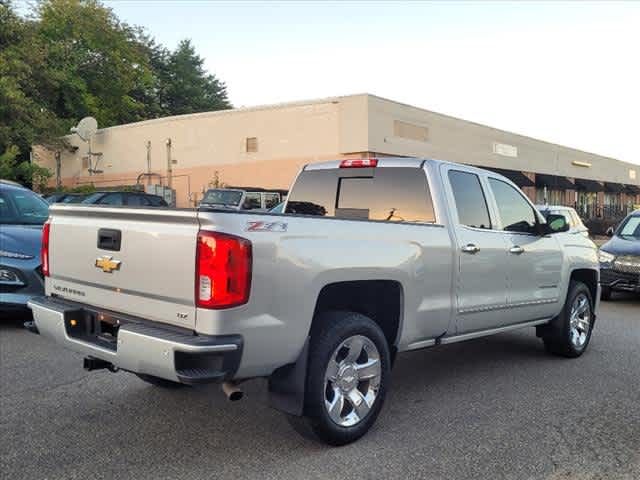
(71, 117), (98, 142)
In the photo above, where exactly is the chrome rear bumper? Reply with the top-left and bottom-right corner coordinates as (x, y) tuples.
(28, 296), (242, 384)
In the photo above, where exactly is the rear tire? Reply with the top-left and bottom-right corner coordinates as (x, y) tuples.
(288, 311), (391, 446)
(136, 373), (186, 389)
(543, 281), (595, 358)
(600, 286), (612, 301)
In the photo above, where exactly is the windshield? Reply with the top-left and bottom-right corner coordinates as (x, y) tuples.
(617, 215), (640, 239)
(201, 189), (243, 207)
(0, 187), (50, 225)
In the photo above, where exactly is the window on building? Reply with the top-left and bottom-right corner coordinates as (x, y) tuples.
(448, 170), (491, 229)
(535, 188), (564, 205)
(488, 178), (538, 234)
(393, 120), (428, 142)
(285, 167), (435, 223)
(246, 137), (258, 153)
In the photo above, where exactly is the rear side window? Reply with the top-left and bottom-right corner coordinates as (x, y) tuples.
(126, 194), (150, 206)
(243, 192), (261, 210)
(97, 193), (123, 205)
(285, 167), (435, 223)
(263, 193), (280, 210)
(448, 170), (491, 229)
(147, 195), (167, 206)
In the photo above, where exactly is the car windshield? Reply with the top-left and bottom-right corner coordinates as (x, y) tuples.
(0, 187), (50, 225)
(201, 189), (243, 207)
(617, 215), (640, 239)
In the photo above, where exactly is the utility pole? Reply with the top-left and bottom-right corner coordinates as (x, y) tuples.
(146, 141), (152, 185)
(166, 138), (173, 189)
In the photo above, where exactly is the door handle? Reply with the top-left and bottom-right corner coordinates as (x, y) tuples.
(461, 244), (480, 254)
(509, 245), (525, 255)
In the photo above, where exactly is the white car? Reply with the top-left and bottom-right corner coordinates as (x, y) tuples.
(537, 205), (589, 237)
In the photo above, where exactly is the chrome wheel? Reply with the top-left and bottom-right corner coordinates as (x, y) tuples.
(323, 335), (381, 427)
(569, 293), (591, 348)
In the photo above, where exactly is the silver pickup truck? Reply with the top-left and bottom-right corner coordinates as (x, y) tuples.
(28, 157), (600, 445)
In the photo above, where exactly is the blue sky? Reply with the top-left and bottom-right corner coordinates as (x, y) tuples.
(20, 1), (640, 164)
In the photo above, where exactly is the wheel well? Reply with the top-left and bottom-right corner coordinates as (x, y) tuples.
(312, 280), (402, 349)
(570, 269), (598, 301)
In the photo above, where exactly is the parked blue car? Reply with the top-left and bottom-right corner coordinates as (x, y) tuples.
(0, 180), (49, 312)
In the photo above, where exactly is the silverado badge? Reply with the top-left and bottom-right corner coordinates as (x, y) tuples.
(95, 255), (121, 273)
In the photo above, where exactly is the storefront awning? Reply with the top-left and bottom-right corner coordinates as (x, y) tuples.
(482, 167), (535, 187)
(574, 178), (604, 192)
(604, 182), (625, 193)
(535, 173), (575, 190)
(624, 184), (640, 195)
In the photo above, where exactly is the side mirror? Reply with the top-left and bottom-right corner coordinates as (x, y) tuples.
(606, 227), (614, 237)
(544, 214), (570, 234)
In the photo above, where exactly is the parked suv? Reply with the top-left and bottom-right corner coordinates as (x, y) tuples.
(28, 158), (599, 445)
(81, 191), (168, 207)
(0, 180), (48, 311)
(599, 209), (640, 299)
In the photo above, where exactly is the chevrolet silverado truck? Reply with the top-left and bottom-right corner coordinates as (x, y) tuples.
(28, 158), (600, 445)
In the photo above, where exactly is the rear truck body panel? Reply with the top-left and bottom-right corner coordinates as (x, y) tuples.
(195, 211), (454, 378)
(45, 205), (199, 329)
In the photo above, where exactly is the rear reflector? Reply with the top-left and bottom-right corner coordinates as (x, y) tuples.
(41, 221), (51, 277)
(339, 158), (378, 168)
(196, 231), (252, 309)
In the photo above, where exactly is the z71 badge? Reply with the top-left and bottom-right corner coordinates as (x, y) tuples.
(246, 221), (288, 233)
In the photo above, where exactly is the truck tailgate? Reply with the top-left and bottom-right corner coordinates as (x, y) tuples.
(46, 205), (199, 329)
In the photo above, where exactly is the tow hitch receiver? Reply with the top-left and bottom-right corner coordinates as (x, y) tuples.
(83, 357), (118, 372)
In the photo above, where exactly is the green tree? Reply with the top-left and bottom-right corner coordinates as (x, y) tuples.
(0, 0), (232, 186)
(162, 39), (231, 115)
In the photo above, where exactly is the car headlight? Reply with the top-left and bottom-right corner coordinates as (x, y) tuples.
(0, 250), (34, 260)
(598, 250), (615, 264)
(0, 267), (25, 286)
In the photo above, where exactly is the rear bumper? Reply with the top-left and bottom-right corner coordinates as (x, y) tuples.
(27, 296), (243, 385)
(600, 269), (640, 293)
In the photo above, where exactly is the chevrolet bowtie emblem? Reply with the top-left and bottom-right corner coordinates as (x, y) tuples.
(95, 255), (121, 273)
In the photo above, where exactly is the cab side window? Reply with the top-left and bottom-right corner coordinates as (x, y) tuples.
(448, 170), (491, 229)
(488, 178), (538, 234)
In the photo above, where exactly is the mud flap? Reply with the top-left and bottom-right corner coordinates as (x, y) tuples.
(267, 337), (309, 416)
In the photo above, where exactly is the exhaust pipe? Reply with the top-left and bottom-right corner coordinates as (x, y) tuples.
(222, 381), (243, 401)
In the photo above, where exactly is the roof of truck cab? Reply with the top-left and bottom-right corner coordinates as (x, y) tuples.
(303, 157), (512, 178)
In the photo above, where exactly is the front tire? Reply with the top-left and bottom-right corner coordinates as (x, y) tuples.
(543, 281), (595, 358)
(289, 311), (391, 446)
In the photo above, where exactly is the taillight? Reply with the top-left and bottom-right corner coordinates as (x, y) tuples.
(196, 231), (252, 309)
(41, 221), (51, 277)
(339, 158), (378, 168)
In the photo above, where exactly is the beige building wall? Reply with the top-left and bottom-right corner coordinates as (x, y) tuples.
(365, 95), (638, 185)
(33, 96), (371, 207)
(34, 93), (639, 208)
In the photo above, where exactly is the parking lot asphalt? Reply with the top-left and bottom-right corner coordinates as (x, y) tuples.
(1, 295), (638, 480)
